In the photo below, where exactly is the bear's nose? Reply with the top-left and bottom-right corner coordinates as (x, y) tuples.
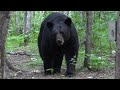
(56, 40), (62, 46)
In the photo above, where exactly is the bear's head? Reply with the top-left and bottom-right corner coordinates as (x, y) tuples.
(47, 17), (72, 46)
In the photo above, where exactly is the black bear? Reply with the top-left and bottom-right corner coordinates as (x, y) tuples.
(38, 12), (79, 77)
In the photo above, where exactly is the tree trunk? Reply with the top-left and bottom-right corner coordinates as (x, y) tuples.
(0, 11), (10, 79)
(80, 11), (83, 27)
(16, 11), (20, 35)
(79, 11), (85, 29)
(23, 11), (31, 46)
(115, 11), (120, 79)
(0, 12), (26, 79)
(84, 11), (92, 70)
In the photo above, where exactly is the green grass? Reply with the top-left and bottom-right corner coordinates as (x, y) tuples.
(90, 54), (115, 70)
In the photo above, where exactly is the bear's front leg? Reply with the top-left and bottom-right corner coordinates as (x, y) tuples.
(53, 53), (64, 74)
(43, 59), (54, 75)
(65, 52), (77, 77)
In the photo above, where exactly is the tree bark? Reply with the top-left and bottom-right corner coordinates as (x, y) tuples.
(80, 11), (83, 28)
(115, 11), (120, 79)
(23, 11), (31, 46)
(0, 11), (10, 79)
(0, 11), (22, 79)
(16, 11), (20, 35)
(84, 11), (92, 70)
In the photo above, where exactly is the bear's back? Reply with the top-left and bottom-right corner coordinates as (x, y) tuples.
(43, 12), (68, 25)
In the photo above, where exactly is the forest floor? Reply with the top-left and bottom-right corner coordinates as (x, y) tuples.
(5, 53), (115, 79)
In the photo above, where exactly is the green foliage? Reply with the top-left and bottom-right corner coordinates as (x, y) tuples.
(6, 35), (24, 51)
(9, 11), (24, 35)
(90, 54), (114, 70)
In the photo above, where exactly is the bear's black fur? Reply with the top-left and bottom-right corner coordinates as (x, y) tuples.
(38, 12), (79, 77)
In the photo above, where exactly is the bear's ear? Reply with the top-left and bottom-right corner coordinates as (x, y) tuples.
(64, 17), (71, 26)
(47, 22), (53, 29)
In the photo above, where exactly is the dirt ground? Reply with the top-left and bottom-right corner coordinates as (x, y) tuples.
(5, 54), (115, 79)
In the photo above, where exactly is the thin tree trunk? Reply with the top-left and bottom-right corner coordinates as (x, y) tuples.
(0, 11), (10, 79)
(84, 11), (92, 70)
(16, 11), (20, 35)
(80, 11), (83, 29)
(115, 11), (120, 79)
(23, 11), (31, 46)
(0, 11), (23, 79)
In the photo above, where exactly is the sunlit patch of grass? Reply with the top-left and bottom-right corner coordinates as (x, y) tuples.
(90, 54), (115, 70)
